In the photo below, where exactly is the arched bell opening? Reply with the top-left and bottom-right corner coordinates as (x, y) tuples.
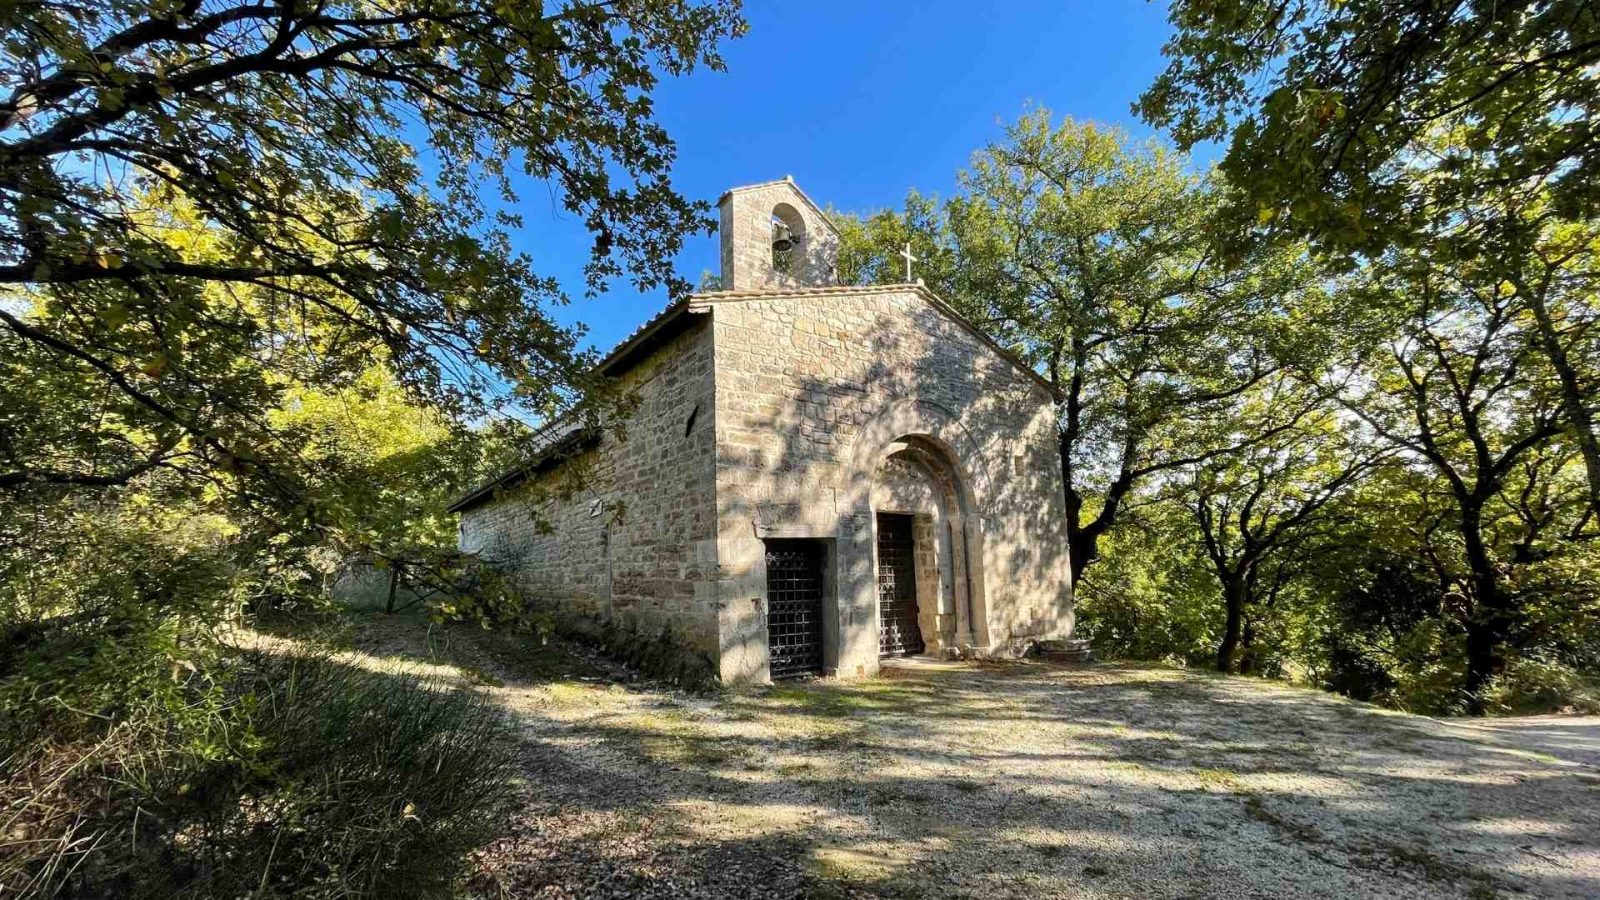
(770, 202), (806, 275)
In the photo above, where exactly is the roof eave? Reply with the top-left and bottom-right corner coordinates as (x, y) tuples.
(594, 298), (710, 377)
(446, 428), (602, 513)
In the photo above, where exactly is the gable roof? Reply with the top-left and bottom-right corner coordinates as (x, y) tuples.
(608, 282), (1058, 398)
(445, 422), (600, 513)
(450, 281), (1057, 514)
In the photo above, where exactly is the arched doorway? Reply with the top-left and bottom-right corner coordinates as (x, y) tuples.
(831, 398), (993, 676)
(868, 436), (983, 657)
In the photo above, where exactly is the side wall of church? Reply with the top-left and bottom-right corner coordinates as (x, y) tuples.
(708, 287), (1074, 682)
(457, 319), (722, 656)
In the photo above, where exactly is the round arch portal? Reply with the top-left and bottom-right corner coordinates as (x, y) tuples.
(840, 399), (993, 665)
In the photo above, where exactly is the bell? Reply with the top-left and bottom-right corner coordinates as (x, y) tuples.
(772, 220), (795, 254)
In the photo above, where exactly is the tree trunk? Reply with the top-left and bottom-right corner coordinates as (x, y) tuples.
(384, 564), (400, 615)
(1215, 578), (1246, 673)
(1238, 620), (1259, 675)
(1459, 508), (1511, 715)
(1061, 431), (1093, 581)
(1067, 529), (1096, 584)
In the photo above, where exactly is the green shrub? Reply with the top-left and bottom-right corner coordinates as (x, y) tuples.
(1486, 652), (1600, 715)
(1076, 528), (1219, 667)
(1374, 619), (1472, 716)
(2, 651), (517, 898)
(1, 507), (240, 752)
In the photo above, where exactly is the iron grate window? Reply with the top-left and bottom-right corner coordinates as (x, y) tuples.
(877, 514), (925, 658)
(765, 540), (825, 679)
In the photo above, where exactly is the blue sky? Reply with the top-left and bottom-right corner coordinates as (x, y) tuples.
(519, 0), (1192, 356)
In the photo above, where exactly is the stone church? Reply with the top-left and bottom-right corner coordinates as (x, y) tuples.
(452, 178), (1075, 683)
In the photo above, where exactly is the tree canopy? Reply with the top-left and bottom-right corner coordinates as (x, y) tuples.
(2, 0), (742, 508)
(1138, 0), (1600, 517)
(836, 111), (1326, 576)
(835, 104), (1599, 714)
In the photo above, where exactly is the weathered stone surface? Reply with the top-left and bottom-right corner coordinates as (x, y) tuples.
(707, 283), (1074, 681)
(718, 178), (839, 291)
(459, 317), (721, 657)
(458, 179), (1075, 684)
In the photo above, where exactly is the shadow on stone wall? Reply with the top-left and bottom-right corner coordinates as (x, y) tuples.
(714, 296), (1074, 667)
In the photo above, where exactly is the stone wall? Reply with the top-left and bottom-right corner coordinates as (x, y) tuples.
(706, 285), (1075, 681)
(455, 280), (1075, 683)
(457, 318), (722, 654)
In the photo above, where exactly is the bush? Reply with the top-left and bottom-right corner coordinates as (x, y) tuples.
(1319, 638), (1398, 703)
(1486, 651), (1600, 715)
(0, 507), (239, 754)
(1076, 529), (1219, 667)
(437, 555), (717, 689)
(1, 651), (517, 898)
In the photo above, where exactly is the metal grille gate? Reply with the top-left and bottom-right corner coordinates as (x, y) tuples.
(765, 540), (825, 679)
(876, 514), (925, 657)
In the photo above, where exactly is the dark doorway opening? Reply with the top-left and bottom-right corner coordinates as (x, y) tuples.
(876, 513), (925, 658)
(764, 539), (826, 679)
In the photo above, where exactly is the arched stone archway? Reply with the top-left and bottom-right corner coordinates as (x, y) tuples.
(769, 201), (806, 275)
(832, 398), (993, 675)
(869, 438), (989, 657)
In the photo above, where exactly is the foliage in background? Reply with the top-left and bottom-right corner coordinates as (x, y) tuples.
(0, 501), (238, 752)
(3, 646), (516, 898)
(835, 110), (1326, 578)
(1072, 507), (1220, 668)
(1137, 0), (1600, 711)
(0, 465), (522, 896)
(1139, 0), (1600, 516)
(836, 104), (1599, 714)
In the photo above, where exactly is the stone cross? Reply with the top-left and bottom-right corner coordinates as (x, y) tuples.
(899, 242), (919, 282)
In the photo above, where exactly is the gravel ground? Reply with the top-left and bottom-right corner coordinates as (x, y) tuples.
(346, 619), (1600, 900)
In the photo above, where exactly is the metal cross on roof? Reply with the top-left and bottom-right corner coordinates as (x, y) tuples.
(899, 242), (919, 282)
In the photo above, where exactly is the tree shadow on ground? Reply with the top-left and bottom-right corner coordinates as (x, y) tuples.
(328, 620), (1600, 900)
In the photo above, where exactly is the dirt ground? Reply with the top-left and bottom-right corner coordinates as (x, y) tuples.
(344, 618), (1600, 900)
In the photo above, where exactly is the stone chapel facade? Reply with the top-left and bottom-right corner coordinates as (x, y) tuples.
(452, 178), (1076, 683)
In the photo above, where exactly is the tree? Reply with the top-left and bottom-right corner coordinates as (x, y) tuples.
(1, 0), (744, 510)
(1177, 385), (1380, 673)
(836, 110), (1323, 577)
(1326, 245), (1588, 711)
(1138, 0), (1600, 515)
(832, 190), (959, 293)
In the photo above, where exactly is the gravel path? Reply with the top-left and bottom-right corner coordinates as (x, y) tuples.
(1427, 716), (1600, 771)
(349, 620), (1600, 899)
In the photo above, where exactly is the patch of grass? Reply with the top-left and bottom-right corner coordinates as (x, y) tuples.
(610, 708), (750, 770)
(253, 601), (362, 649)
(809, 845), (924, 898)
(3, 650), (517, 899)
(764, 679), (935, 719)
(807, 726), (866, 752)
(543, 680), (605, 706)
(1486, 655), (1600, 715)
(1192, 766), (1242, 791)
(456, 663), (505, 687)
